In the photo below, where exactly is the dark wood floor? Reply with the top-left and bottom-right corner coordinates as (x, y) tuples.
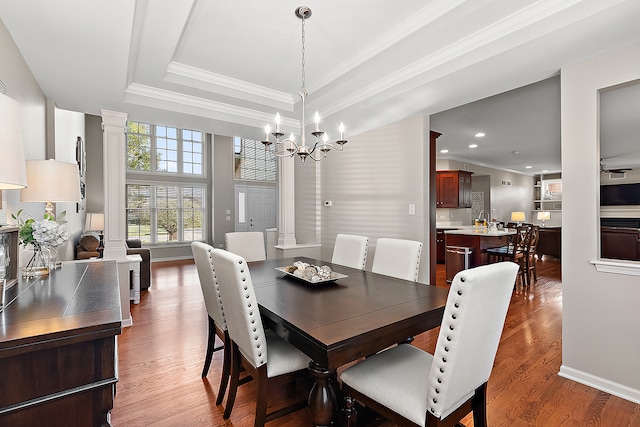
(111, 257), (640, 426)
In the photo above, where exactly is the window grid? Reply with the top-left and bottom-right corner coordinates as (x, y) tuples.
(126, 122), (204, 177)
(234, 137), (276, 182)
(182, 129), (203, 175)
(127, 122), (151, 171)
(156, 126), (178, 173)
(126, 184), (205, 244)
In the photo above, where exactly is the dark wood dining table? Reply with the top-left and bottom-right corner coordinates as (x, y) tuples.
(248, 257), (449, 427)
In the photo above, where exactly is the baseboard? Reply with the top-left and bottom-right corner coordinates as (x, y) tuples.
(559, 365), (640, 404)
(150, 255), (193, 263)
(122, 317), (133, 328)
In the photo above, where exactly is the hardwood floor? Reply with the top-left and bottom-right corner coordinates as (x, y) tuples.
(111, 257), (640, 426)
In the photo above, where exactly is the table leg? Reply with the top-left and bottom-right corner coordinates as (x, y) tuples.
(308, 361), (336, 427)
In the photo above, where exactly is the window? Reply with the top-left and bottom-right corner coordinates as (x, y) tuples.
(126, 121), (207, 245)
(127, 121), (204, 176)
(234, 137), (276, 181)
(127, 184), (205, 244)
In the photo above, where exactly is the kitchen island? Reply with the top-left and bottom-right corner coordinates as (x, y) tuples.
(444, 227), (516, 274)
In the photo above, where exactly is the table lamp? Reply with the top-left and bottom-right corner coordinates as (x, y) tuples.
(537, 211), (551, 227)
(20, 160), (81, 218)
(85, 212), (105, 257)
(511, 211), (526, 225)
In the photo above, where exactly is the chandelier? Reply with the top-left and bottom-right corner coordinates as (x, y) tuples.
(261, 6), (347, 164)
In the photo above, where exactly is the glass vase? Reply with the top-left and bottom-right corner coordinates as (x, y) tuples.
(22, 244), (50, 278)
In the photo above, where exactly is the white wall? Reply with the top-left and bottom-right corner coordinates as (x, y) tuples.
(560, 42), (640, 403)
(319, 114), (431, 282)
(0, 19), (47, 266)
(54, 107), (85, 261)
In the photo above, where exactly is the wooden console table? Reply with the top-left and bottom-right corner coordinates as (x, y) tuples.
(0, 261), (121, 426)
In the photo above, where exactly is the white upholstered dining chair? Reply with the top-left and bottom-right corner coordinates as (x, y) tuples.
(191, 242), (231, 406)
(224, 231), (266, 262)
(371, 237), (423, 281)
(331, 234), (369, 270)
(211, 249), (311, 426)
(339, 261), (519, 427)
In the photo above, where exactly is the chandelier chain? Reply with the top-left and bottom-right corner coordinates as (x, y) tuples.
(301, 15), (306, 94)
(261, 6), (347, 164)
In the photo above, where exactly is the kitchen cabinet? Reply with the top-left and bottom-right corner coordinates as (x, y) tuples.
(436, 170), (473, 208)
(537, 227), (561, 259)
(436, 229), (446, 263)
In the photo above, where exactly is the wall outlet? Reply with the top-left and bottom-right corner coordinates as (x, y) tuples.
(408, 204), (415, 215)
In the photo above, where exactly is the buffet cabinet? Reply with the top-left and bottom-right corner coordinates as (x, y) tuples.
(436, 170), (473, 208)
(0, 261), (121, 426)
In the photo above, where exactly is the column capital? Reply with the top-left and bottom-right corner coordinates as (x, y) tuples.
(100, 110), (127, 129)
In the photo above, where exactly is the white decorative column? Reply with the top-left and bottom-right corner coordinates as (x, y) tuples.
(101, 109), (133, 326)
(101, 110), (128, 259)
(277, 156), (297, 247)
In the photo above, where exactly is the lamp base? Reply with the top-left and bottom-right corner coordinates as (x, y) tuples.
(97, 233), (104, 258)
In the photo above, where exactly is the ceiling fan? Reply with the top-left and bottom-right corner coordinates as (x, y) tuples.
(600, 158), (632, 174)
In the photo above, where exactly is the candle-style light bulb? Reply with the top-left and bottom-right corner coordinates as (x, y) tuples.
(314, 111), (320, 131)
(289, 132), (295, 141)
(339, 122), (345, 140)
(323, 133), (329, 143)
(264, 124), (271, 140)
(275, 113), (281, 132)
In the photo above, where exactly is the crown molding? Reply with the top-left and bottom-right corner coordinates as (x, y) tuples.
(166, 62), (295, 109)
(124, 83), (299, 129)
(320, 0), (591, 117)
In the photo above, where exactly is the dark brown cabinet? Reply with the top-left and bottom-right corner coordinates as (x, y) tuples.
(0, 262), (121, 426)
(436, 170), (473, 208)
(537, 227), (561, 259)
(601, 226), (640, 261)
(436, 229), (446, 263)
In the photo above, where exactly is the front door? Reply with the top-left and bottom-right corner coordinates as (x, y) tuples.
(234, 185), (276, 233)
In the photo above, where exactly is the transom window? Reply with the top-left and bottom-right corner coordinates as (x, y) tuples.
(234, 137), (276, 182)
(127, 121), (203, 175)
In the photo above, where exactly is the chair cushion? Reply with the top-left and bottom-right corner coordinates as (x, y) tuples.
(264, 330), (311, 378)
(341, 344), (433, 426)
(79, 232), (100, 252)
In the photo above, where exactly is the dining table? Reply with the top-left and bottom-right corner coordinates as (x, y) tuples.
(248, 256), (449, 427)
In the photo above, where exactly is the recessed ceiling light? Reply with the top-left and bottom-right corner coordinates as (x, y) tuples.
(512, 151), (520, 154)
(542, 169), (549, 173)
(469, 144), (478, 148)
(440, 149), (449, 153)
(525, 165), (532, 169)
(475, 132), (485, 138)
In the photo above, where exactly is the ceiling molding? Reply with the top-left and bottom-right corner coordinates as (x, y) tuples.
(165, 61), (295, 109)
(124, 82), (299, 128)
(317, 0), (595, 118)
(306, 0), (469, 94)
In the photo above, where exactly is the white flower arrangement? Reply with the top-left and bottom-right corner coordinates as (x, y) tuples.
(32, 219), (69, 247)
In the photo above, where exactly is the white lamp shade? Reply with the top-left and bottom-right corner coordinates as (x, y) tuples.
(537, 211), (551, 221)
(0, 92), (28, 189)
(20, 159), (80, 202)
(511, 211), (526, 222)
(85, 212), (104, 231)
